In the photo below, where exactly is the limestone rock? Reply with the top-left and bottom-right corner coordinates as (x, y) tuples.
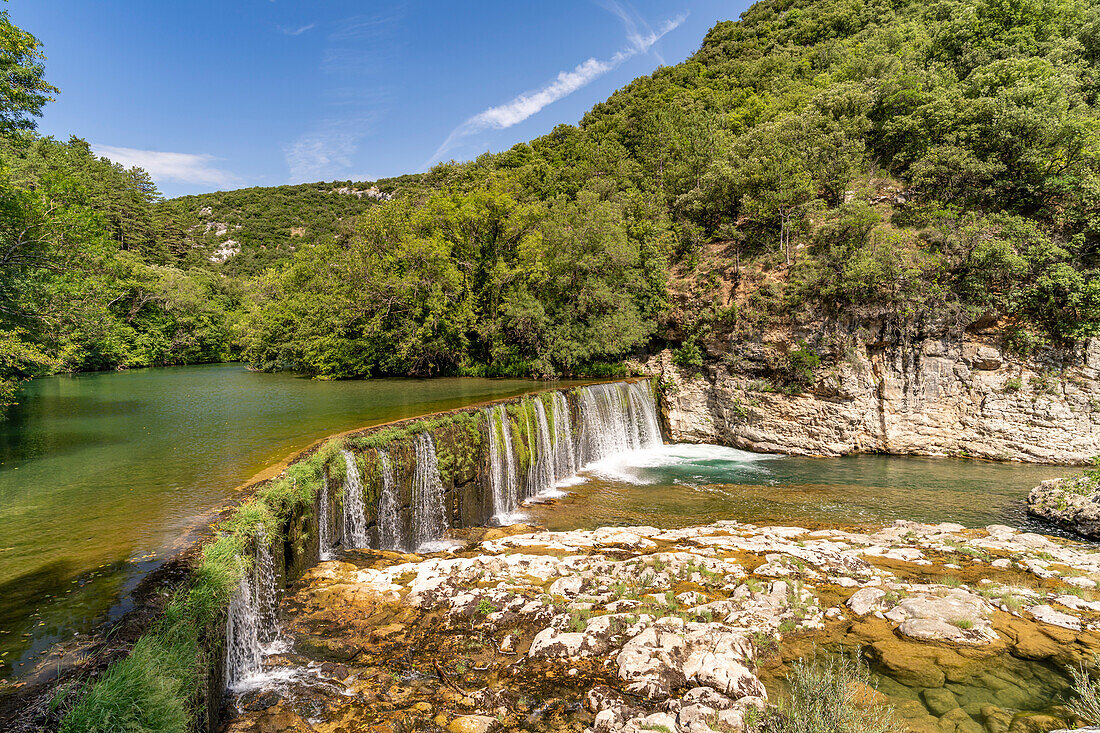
(641, 336), (1100, 464)
(1027, 479), (1100, 539)
(884, 589), (998, 645)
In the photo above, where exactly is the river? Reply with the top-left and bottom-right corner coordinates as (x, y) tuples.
(0, 363), (579, 678)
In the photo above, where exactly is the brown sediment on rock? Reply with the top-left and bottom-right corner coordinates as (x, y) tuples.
(224, 519), (1100, 733)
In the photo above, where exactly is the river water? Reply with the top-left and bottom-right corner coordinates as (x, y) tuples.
(527, 443), (1069, 532)
(0, 364), (577, 678)
(0, 368), (1074, 681)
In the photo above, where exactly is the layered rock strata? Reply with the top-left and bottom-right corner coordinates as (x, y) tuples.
(641, 337), (1100, 464)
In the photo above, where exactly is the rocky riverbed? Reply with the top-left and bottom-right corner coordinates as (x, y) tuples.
(223, 521), (1100, 733)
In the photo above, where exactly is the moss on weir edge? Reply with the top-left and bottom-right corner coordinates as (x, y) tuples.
(58, 438), (343, 732)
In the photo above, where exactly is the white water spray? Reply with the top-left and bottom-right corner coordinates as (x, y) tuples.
(412, 433), (448, 551)
(341, 449), (368, 548)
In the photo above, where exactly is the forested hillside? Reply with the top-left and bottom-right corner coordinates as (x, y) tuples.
(3, 0), (1099, 413)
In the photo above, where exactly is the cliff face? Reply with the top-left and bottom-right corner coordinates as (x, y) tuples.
(642, 336), (1100, 465)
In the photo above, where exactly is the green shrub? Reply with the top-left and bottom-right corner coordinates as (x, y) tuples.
(757, 651), (897, 733)
(1069, 657), (1100, 725)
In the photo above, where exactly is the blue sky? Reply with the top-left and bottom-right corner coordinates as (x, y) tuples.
(13, 1), (741, 198)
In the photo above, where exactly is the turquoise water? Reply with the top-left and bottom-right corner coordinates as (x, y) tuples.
(0, 364), (576, 678)
(530, 444), (1069, 532)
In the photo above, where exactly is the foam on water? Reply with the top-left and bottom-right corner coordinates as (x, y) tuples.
(582, 443), (777, 485)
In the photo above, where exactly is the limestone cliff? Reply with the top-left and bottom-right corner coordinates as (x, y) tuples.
(641, 335), (1100, 465)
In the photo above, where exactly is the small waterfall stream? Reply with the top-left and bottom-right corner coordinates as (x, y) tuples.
(412, 433), (448, 551)
(225, 557), (262, 690)
(377, 449), (404, 551)
(551, 391), (577, 480)
(486, 406), (518, 520)
(528, 398), (555, 496)
(225, 529), (286, 691)
(318, 476), (332, 560)
(578, 382), (662, 465)
(341, 449), (368, 549)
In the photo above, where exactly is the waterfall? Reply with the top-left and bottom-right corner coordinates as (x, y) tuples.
(341, 449), (368, 549)
(225, 530), (286, 691)
(578, 382), (662, 465)
(551, 391), (577, 481)
(377, 449), (404, 551)
(486, 406), (518, 519)
(318, 476), (332, 560)
(412, 433), (448, 551)
(528, 398), (555, 496)
(225, 557), (262, 690)
(253, 527), (282, 647)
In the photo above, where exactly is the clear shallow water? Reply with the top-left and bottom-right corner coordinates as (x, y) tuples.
(0, 364), (579, 678)
(528, 444), (1070, 533)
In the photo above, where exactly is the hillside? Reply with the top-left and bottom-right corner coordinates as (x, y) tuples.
(162, 181), (395, 276)
(2, 0), (1099, 411)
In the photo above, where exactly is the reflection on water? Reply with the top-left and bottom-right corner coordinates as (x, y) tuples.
(529, 444), (1070, 533)
(0, 364), (582, 678)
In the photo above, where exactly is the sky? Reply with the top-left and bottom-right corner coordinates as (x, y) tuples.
(13, 1), (742, 198)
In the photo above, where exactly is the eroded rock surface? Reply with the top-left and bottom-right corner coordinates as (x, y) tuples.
(223, 520), (1100, 733)
(640, 337), (1100, 464)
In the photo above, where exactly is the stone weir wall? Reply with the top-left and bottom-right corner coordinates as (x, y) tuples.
(213, 379), (662, 724)
(311, 378), (661, 558)
(641, 335), (1100, 465)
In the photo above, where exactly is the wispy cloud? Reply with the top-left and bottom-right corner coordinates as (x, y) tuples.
(92, 145), (239, 188)
(280, 22), (316, 36)
(283, 117), (375, 182)
(427, 4), (687, 165)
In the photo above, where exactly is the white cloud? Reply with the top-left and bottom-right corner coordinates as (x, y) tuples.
(283, 118), (374, 182)
(280, 22), (316, 36)
(427, 7), (687, 164)
(92, 145), (239, 188)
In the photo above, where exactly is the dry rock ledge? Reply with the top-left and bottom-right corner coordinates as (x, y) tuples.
(228, 521), (1100, 733)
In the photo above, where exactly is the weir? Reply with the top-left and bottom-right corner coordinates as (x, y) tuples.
(221, 379), (662, 696)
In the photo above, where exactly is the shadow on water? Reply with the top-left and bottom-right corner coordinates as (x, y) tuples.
(0, 559), (138, 679)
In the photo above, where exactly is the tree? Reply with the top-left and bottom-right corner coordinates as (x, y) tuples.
(0, 10), (57, 133)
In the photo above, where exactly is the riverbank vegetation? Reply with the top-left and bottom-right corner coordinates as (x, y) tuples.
(2, 0), (1099, 413)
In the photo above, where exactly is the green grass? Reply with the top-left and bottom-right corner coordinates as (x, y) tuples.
(59, 437), (345, 732)
(1070, 657), (1100, 725)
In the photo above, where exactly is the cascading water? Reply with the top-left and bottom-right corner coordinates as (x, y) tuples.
(377, 449), (404, 551)
(486, 406), (518, 519)
(253, 527), (283, 648)
(412, 433), (448, 551)
(528, 398), (555, 495)
(225, 557), (262, 690)
(225, 530), (286, 691)
(550, 391), (577, 480)
(341, 449), (368, 548)
(318, 476), (332, 561)
(578, 382), (662, 465)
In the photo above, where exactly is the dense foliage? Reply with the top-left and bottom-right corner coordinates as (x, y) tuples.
(163, 182), (387, 276)
(0, 132), (237, 409)
(3, 0), (1100, 406)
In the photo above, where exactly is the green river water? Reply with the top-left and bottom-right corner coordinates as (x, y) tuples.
(0, 366), (1075, 685)
(0, 364), (577, 679)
